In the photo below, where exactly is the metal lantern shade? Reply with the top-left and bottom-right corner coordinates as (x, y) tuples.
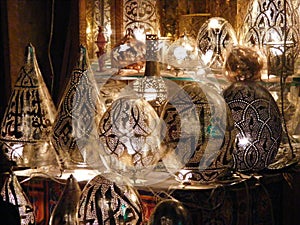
(78, 174), (144, 225)
(111, 28), (146, 72)
(0, 43), (58, 170)
(49, 175), (81, 225)
(97, 96), (165, 184)
(223, 46), (282, 171)
(160, 81), (236, 184)
(166, 34), (201, 71)
(51, 45), (105, 170)
(1, 172), (35, 225)
(239, 0), (300, 77)
(197, 17), (238, 73)
(223, 81), (282, 171)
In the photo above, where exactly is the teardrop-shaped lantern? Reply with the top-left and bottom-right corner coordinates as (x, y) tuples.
(0, 43), (58, 170)
(78, 174), (144, 225)
(223, 46), (282, 171)
(197, 17), (238, 73)
(96, 97), (165, 185)
(1, 172), (35, 225)
(51, 45), (105, 170)
(161, 81), (236, 184)
(49, 175), (81, 225)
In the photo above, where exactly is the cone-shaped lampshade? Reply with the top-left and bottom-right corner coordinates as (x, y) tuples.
(49, 174), (81, 225)
(51, 45), (105, 170)
(1, 172), (36, 225)
(0, 43), (58, 170)
(78, 174), (144, 224)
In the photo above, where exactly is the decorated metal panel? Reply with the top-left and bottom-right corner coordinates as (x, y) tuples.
(239, 0), (300, 64)
(160, 81), (235, 183)
(197, 17), (238, 73)
(1, 172), (35, 225)
(51, 46), (105, 169)
(78, 174), (144, 225)
(223, 81), (282, 171)
(0, 43), (57, 169)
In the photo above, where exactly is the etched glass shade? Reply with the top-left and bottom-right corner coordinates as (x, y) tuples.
(160, 81), (236, 184)
(0, 43), (58, 170)
(1, 172), (35, 225)
(51, 45), (105, 170)
(197, 17), (238, 73)
(78, 174), (144, 224)
(97, 97), (165, 185)
(239, 0), (300, 77)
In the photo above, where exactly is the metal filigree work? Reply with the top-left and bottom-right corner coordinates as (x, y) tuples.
(0, 43), (57, 169)
(1, 172), (35, 225)
(223, 81), (282, 171)
(123, 0), (160, 35)
(239, 0), (300, 60)
(51, 46), (104, 169)
(78, 174), (144, 225)
(98, 97), (164, 176)
(161, 82), (235, 183)
(197, 17), (238, 73)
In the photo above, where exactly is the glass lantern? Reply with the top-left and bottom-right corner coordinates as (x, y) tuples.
(197, 17), (238, 74)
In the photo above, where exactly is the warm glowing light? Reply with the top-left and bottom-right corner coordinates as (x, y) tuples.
(105, 24), (112, 37)
(208, 18), (221, 29)
(238, 136), (250, 147)
(174, 46), (188, 60)
(133, 26), (146, 42)
(86, 24), (91, 35)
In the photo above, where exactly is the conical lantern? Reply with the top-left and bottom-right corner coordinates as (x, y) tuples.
(1, 172), (35, 225)
(51, 45), (105, 170)
(78, 174), (144, 225)
(49, 174), (81, 225)
(0, 43), (58, 170)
